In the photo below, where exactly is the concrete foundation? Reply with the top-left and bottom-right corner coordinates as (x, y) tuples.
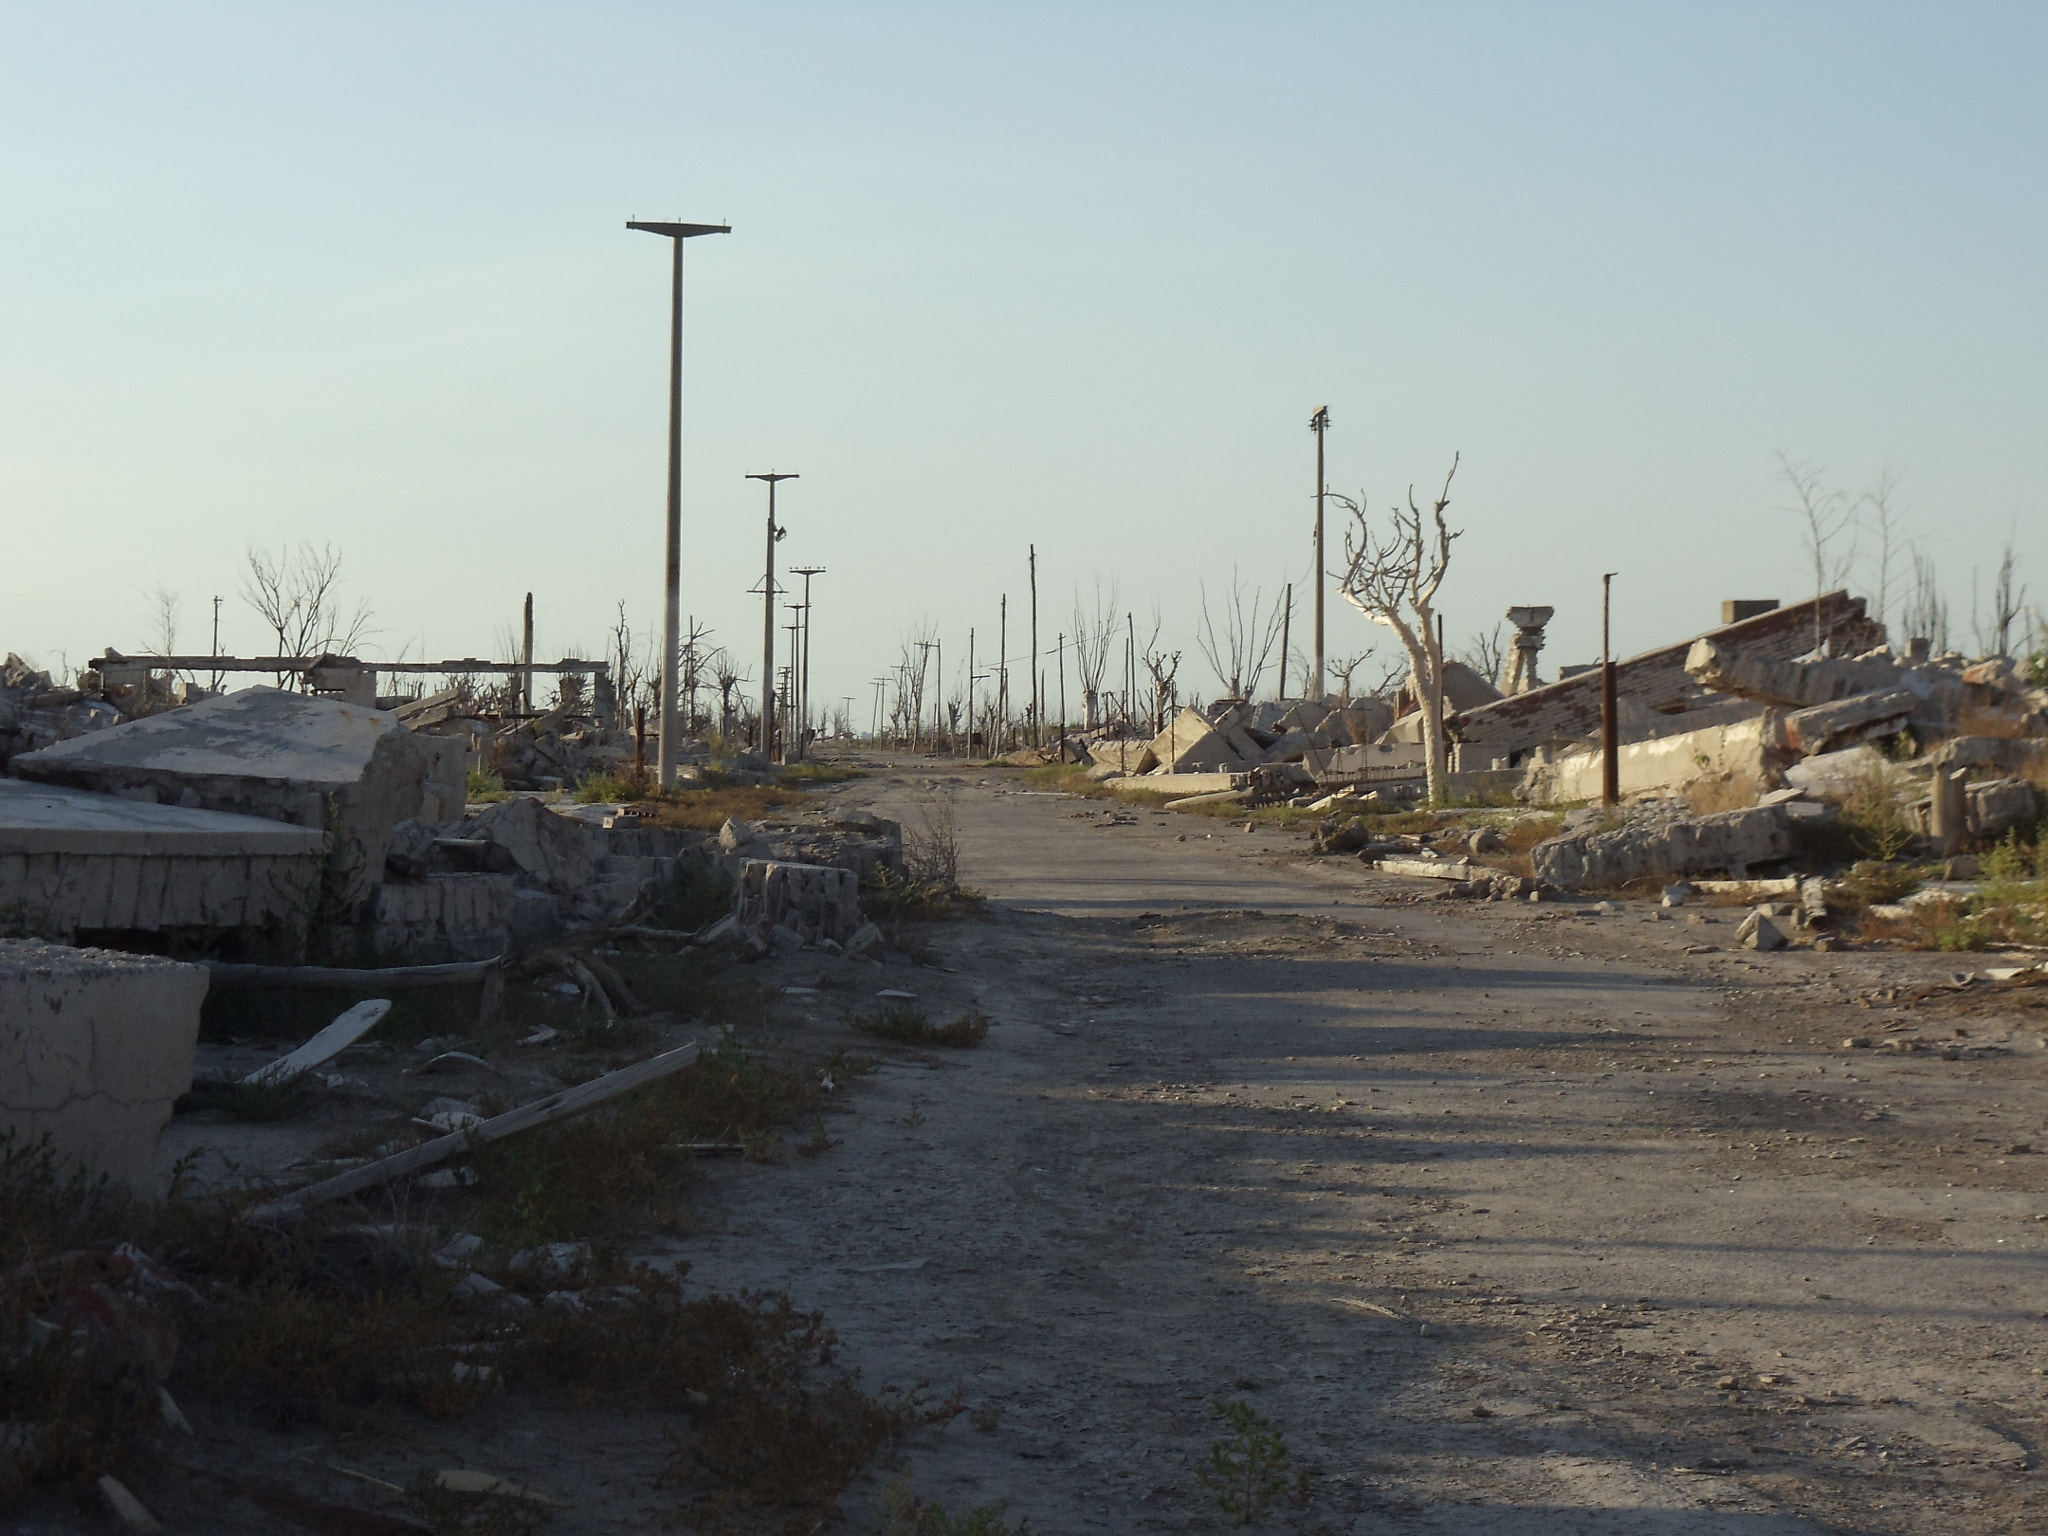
(369, 874), (517, 962)
(0, 779), (326, 945)
(0, 939), (209, 1195)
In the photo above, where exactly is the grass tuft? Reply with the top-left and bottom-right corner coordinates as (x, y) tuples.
(852, 1006), (991, 1048)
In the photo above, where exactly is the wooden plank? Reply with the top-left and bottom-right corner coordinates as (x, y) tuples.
(242, 1000), (393, 1087)
(273, 1041), (702, 1210)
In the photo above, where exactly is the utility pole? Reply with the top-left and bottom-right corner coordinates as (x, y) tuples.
(521, 592), (534, 716)
(1028, 546), (1040, 747)
(1602, 572), (1620, 807)
(745, 471), (796, 760)
(1310, 405), (1329, 701)
(626, 216), (730, 787)
(997, 595), (1009, 747)
(967, 628), (976, 756)
(790, 567), (825, 762)
(912, 639), (938, 754)
(870, 678), (887, 741)
(1057, 634), (1068, 756)
(1279, 582), (1293, 700)
(1435, 612), (1448, 805)
(209, 597), (222, 693)
(783, 609), (802, 754)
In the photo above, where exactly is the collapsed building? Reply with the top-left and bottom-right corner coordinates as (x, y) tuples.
(0, 665), (902, 1192)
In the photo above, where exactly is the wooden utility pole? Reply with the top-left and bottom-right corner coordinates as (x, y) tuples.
(1601, 572), (1620, 807)
(1279, 582), (1293, 700)
(521, 593), (534, 715)
(998, 595), (1009, 748)
(1028, 546), (1040, 747)
(966, 628), (976, 755)
(1057, 634), (1068, 758)
(746, 472), (796, 761)
(1310, 405), (1329, 701)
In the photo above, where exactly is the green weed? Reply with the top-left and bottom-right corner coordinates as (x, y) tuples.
(1196, 1398), (1310, 1525)
(878, 1475), (1028, 1534)
(852, 1007), (991, 1048)
(467, 769), (509, 803)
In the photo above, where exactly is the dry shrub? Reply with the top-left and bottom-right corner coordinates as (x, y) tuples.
(1684, 773), (1758, 814)
(852, 1006), (990, 1048)
(1835, 755), (1919, 861)
(904, 795), (961, 886)
(504, 1274), (956, 1526)
(466, 1036), (841, 1245)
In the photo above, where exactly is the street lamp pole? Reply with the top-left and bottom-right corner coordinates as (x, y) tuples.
(626, 216), (729, 787)
(746, 472), (797, 760)
(790, 567), (825, 762)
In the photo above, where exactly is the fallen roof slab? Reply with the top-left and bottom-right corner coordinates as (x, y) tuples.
(0, 778), (326, 857)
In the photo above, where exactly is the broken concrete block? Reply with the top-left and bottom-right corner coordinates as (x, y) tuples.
(1083, 762), (1126, 782)
(456, 797), (598, 895)
(0, 940), (209, 1194)
(0, 778), (327, 946)
(1088, 739), (1158, 775)
(1967, 777), (2041, 840)
(1148, 707), (1246, 774)
(11, 687), (466, 917)
(1531, 804), (1794, 891)
(844, 921), (883, 958)
(1736, 910), (1787, 951)
(1777, 688), (1918, 755)
(734, 860), (861, 945)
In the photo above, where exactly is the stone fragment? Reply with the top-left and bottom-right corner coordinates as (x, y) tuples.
(1736, 910), (1787, 952)
(457, 796), (599, 894)
(1531, 804), (1793, 891)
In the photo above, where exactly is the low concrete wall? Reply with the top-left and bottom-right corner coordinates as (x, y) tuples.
(1536, 713), (1772, 803)
(0, 940), (209, 1195)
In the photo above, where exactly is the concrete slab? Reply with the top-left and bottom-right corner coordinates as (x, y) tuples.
(0, 777), (325, 857)
(0, 939), (208, 1194)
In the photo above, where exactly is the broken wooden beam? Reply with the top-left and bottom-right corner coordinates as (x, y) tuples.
(264, 1040), (702, 1212)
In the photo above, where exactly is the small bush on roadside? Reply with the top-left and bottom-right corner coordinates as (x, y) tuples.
(879, 1475), (1028, 1535)
(852, 1007), (990, 1048)
(1196, 1397), (1311, 1525)
(466, 769), (509, 803)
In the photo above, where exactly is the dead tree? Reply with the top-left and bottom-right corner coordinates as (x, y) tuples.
(1460, 622), (1506, 688)
(1139, 612), (1182, 734)
(1333, 455), (1462, 803)
(1775, 452), (1856, 655)
(1859, 461), (1907, 635)
(1194, 567), (1286, 701)
(1327, 650), (1372, 702)
(1070, 582), (1121, 730)
(241, 542), (373, 686)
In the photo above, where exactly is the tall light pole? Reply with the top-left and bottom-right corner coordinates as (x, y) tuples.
(790, 566), (825, 762)
(1310, 405), (1329, 701)
(627, 216), (729, 787)
(746, 471), (797, 759)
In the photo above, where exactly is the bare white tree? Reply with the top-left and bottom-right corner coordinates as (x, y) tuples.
(1326, 650), (1373, 702)
(1069, 581), (1122, 729)
(240, 542), (373, 687)
(1333, 454), (1462, 803)
(1194, 567), (1286, 701)
(1858, 460), (1908, 634)
(1137, 609), (1181, 734)
(1460, 621), (1506, 688)
(1775, 452), (1856, 655)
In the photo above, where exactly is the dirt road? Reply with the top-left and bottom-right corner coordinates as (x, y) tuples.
(673, 762), (2048, 1533)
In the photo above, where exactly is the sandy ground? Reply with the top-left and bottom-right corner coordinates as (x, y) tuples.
(54, 758), (2048, 1534)
(654, 760), (2048, 1533)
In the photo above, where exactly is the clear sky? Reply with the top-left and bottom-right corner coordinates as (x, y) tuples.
(3, 2), (2043, 720)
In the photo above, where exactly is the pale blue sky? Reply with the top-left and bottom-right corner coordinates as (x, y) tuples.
(3, 3), (2042, 716)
